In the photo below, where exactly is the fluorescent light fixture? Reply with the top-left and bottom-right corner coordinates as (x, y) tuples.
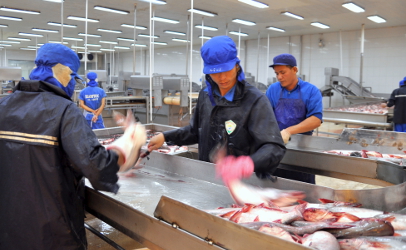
(117, 37), (134, 42)
(67, 16), (99, 23)
(0, 24), (8, 27)
(100, 48), (115, 51)
(114, 46), (130, 49)
(229, 31), (248, 37)
(121, 24), (147, 30)
(63, 37), (83, 41)
(311, 22), (330, 29)
(43, 0), (64, 2)
(151, 16), (179, 24)
(19, 32), (43, 37)
(368, 15), (386, 23)
(85, 44), (101, 47)
(94, 6), (129, 14)
(8, 37), (30, 41)
(32, 28), (59, 33)
(198, 35), (212, 40)
(281, 11), (304, 20)
(342, 2), (365, 13)
(267, 26), (285, 32)
(97, 28), (122, 34)
(0, 40), (19, 44)
(49, 41), (68, 44)
(195, 25), (218, 31)
(88, 50), (102, 53)
(0, 15), (22, 21)
(47, 22), (76, 28)
(0, 43), (12, 46)
(232, 18), (256, 26)
(238, 0), (268, 8)
(139, 0), (166, 5)
(20, 48), (36, 50)
(138, 34), (159, 38)
(172, 38), (189, 43)
(27, 45), (41, 48)
(0, 7), (40, 15)
(72, 46), (86, 49)
(188, 8), (217, 17)
(100, 40), (118, 44)
(78, 33), (101, 37)
(152, 41), (167, 45)
(131, 43), (147, 47)
(164, 30), (186, 36)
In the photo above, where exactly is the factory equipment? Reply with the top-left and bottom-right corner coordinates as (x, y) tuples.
(0, 67), (22, 95)
(85, 125), (406, 250)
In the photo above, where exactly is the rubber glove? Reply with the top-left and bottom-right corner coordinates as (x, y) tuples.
(280, 129), (291, 144)
(216, 155), (254, 186)
(107, 122), (147, 172)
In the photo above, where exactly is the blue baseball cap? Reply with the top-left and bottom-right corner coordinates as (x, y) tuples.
(400, 79), (405, 86)
(87, 72), (97, 80)
(270, 53), (297, 68)
(201, 36), (240, 74)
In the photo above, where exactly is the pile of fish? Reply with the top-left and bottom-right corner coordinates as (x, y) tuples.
(207, 181), (406, 249)
(325, 150), (406, 165)
(325, 104), (388, 114)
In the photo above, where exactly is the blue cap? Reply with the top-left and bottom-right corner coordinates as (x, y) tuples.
(87, 72), (97, 80)
(270, 53), (297, 67)
(201, 36), (240, 74)
(400, 79), (405, 86)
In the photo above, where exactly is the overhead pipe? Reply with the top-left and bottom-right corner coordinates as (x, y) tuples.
(189, 0), (194, 114)
(238, 26), (241, 57)
(339, 30), (343, 73)
(132, 4), (137, 75)
(256, 32), (260, 85)
(360, 24), (365, 96)
(60, 0), (63, 42)
(266, 33), (270, 86)
(149, 1), (153, 122)
(185, 15), (190, 76)
(84, 0), (88, 72)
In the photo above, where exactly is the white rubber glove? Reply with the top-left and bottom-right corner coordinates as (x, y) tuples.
(280, 129), (291, 144)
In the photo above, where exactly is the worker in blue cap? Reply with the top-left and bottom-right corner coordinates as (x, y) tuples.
(79, 71), (107, 129)
(148, 36), (286, 186)
(0, 43), (146, 249)
(265, 53), (323, 184)
(382, 77), (406, 132)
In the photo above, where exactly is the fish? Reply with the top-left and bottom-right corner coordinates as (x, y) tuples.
(338, 237), (406, 250)
(301, 231), (340, 250)
(258, 224), (297, 243)
(303, 208), (361, 222)
(326, 218), (395, 239)
(327, 206), (384, 219)
(375, 213), (406, 230)
(227, 179), (306, 207)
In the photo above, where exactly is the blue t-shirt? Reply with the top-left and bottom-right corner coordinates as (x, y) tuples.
(204, 83), (237, 102)
(79, 86), (107, 110)
(265, 78), (323, 121)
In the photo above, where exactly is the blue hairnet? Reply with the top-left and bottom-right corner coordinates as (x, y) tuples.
(87, 72), (98, 87)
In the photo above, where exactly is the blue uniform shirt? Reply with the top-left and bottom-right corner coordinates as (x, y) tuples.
(265, 78), (323, 121)
(79, 86), (107, 110)
(204, 83), (237, 102)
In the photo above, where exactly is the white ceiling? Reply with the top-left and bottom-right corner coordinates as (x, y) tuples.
(0, 0), (405, 51)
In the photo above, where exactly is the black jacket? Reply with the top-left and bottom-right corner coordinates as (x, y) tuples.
(164, 75), (286, 176)
(0, 81), (120, 250)
(387, 85), (406, 124)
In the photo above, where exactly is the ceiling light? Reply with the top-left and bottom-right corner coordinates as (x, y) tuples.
(19, 32), (43, 37)
(97, 28), (122, 34)
(100, 48), (115, 51)
(47, 22), (77, 28)
(88, 50), (101, 53)
(117, 37), (134, 42)
(85, 44), (101, 47)
(238, 0), (268, 8)
(0, 15), (22, 21)
(232, 18), (256, 26)
(0, 40), (19, 44)
(121, 24), (147, 30)
(368, 15), (386, 23)
(151, 16), (179, 24)
(8, 37), (30, 41)
(138, 34), (159, 38)
(100, 40), (118, 44)
(32, 28), (59, 33)
(114, 46), (130, 49)
(20, 48), (36, 50)
(195, 25), (218, 31)
(311, 22), (330, 29)
(172, 38), (189, 43)
(94, 6), (129, 14)
(0, 24), (8, 27)
(342, 2), (365, 13)
(229, 31), (248, 37)
(0, 7), (40, 15)
(72, 46), (86, 49)
(0, 43), (12, 46)
(188, 8), (217, 17)
(281, 11), (304, 20)
(49, 41), (68, 44)
(152, 41), (167, 45)
(164, 30), (186, 36)
(78, 33), (101, 37)
(63, 37), (83, 41)
(198, 35), (212, 40)
(67, 16), (99, 23)
(131, 43), (147, 47)
(139, 0), (167, 5)
(267, 26), (285, 32)
(43, 0), (64, 2)
(27, 45), (41, 48)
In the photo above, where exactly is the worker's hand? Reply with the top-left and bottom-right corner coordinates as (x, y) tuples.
(381, 103), (387, 108)
(280, 129), (291, 144)
(216, 155), (254, 186)
(148, 133), (165, 151)
(92, 115), (98, 123)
